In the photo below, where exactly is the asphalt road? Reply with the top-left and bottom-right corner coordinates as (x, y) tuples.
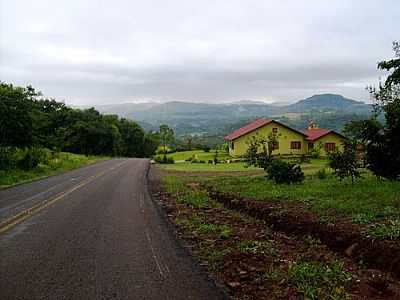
(0, 159), (225, 300)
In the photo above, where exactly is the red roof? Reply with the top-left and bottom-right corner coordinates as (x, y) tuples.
(224, 119), (273, 141)
(304, 128), (333, 141)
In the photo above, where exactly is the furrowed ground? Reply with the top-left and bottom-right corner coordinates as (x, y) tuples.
(151, 158), (400, 299)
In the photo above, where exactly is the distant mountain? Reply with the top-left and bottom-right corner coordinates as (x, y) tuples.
(91, 94), (372, 139)
(286, 94), (369, 113)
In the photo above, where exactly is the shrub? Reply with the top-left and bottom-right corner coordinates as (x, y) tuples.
(316, 169), (327, 180)
(17, 147), (49, 170)
(203, 146), (211, 152)
(0, 147), (18, 170)
(154, 155), (174, 164)
(328, 142), (360, 184)
(266, 159), (304, 184)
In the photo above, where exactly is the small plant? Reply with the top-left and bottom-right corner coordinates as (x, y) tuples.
(367, 219), (400, 240)
(266, 159), (305, 184)
(197, 223), (232, 239)
(352, 213), (376, 224)
(304, 235), (321, 246)
(316, 168), (327, 180)
(288, 260), (351, 300)
(239, 240), (276, 256)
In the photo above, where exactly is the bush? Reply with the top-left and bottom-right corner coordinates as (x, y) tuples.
(0, 147), (18, 170)
(154, 155), (175, 164)
(316, 169), (327, 180)
(17, 147), (49, 170)
(203, 146), (211, 152)
(266, 159), (305, 184)
(328, 142), (360, 184)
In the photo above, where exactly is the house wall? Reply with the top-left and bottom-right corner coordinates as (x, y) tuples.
(229, 121), (307, 157)
(311, 133), (346, 157)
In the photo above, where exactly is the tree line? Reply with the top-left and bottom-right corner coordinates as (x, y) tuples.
(0, 83), (159, 158)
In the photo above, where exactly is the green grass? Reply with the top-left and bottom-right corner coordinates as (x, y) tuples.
(201, 174), (400, 223)
(288, 260), (351, 300)
(238, 240), (276, 256)
(0, 152), (108, 189)
(367, 219), (400, 240)
(165, 149), (230, 162)
(159, 161), (262, 172)
(159, 156), (328, 174)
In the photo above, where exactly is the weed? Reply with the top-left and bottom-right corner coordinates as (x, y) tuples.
(288, 260), (351, 300)
(304, 235), (321, 246)
(367, 219), (400, 240)
(239, 240), (276, 256)
(316, 168), (328, 180)
(197, 223), (232, 239)
(352, 213), (376, 224)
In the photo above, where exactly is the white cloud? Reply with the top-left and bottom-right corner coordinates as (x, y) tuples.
(0, 0), (398, 104)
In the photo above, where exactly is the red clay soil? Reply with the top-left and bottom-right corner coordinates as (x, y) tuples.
(149, 168), (400, 299)
(207, 189), (400, 280)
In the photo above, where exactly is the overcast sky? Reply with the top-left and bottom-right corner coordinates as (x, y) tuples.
(0, 0), (398, 105)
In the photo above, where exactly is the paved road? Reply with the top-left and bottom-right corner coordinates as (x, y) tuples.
(0, 159), (225, 300)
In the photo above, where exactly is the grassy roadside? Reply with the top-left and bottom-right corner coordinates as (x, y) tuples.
(201, 174), (400, 224)
(0, 152), (109, 189)
(156, 174), (400, 299)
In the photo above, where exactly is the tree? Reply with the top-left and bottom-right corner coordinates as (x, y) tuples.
(0, 83), (37, 147)
(366, 42), (400, 180)
(159, 124), (174, 155)
(245, 133), (277, 170)
(328, 141), (361, 184)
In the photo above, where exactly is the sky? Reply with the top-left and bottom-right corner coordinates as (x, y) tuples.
(0, 0), (399, 105)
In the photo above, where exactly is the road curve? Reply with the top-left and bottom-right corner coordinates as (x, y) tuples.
(0, 159), (225, 300)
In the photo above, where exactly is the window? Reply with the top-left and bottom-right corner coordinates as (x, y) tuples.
(272, 127), (278, 134)
(324, 143), (336, 152)
(231, 141), (234, 150)
(271, 141), (279, 150)
(290, 141), (301, 150)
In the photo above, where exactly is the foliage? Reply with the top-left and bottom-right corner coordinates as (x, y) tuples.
(288, 261), (351, 300)
(159, 124), (175, 154)
(201, 172), (400, 222)
(17, 147), (49, 170)
(316, 168), (328, 180)
(244, 134), (277, 170)
(367, 219), (400, 240)
(0, 152), (106, 188)
(154, 155), (175, 164)
(239, 240), (276, 256)
(328, 142), (361, 184)
(346, 42), (400, 180)
(0, 82), (159, 158)
(266, 160), (305, 184)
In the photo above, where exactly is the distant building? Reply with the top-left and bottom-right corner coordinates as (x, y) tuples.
(224, 119), (346, 157)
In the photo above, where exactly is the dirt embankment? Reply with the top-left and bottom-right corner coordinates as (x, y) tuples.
(207, 189), (400, 279)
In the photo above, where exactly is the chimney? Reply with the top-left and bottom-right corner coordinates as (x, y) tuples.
(308, 121), (318, 130)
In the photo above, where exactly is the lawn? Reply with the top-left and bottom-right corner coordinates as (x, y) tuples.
(0, 152), (108, 189)
(158, 156), (328, 174)
(201, 174), (400, 222)
(158, 161), (262, 172)
(165, 149), (230, 162)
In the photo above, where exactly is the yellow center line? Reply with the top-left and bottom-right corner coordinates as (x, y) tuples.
(0, 160), (128, 235)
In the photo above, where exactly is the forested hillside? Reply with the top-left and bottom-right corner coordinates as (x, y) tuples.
(0, 82), (159, 157)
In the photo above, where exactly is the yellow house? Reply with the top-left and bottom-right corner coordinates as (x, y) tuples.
(224, 119), (346, 157)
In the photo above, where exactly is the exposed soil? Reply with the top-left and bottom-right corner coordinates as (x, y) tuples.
(206, 189), (400, 280)
(149, 167), (400, 299)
